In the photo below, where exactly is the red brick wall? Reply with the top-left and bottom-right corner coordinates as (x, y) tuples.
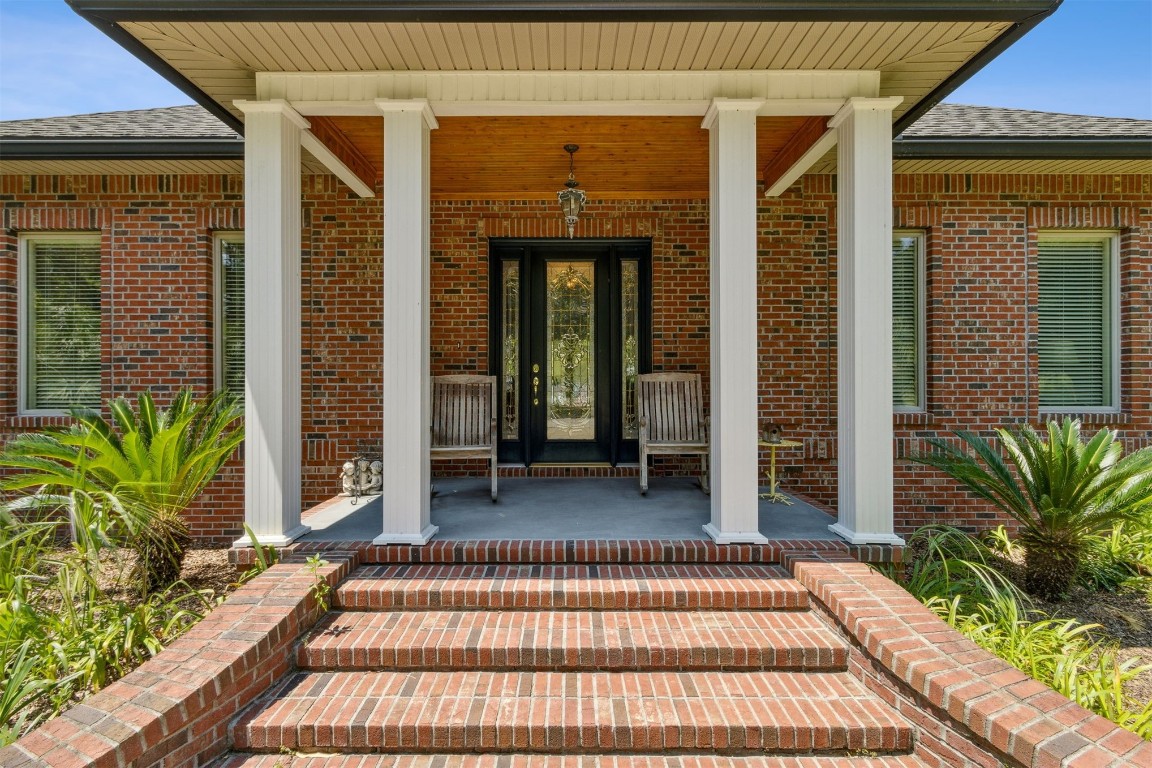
(2, 171), (1149, 541)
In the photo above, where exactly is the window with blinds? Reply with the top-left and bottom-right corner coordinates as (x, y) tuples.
(20, 234), (102, 413)
(1037, 233), (1118, 411)
(216, 234), (245, 397)
(892, 231), (924, 411)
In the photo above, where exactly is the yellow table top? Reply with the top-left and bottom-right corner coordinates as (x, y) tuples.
(758, 439), (803, 449)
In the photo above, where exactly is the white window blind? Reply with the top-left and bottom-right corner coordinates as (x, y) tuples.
(21, 235), (102, 412)
(1038, 235), (1116, 410)
(217, 235), (245, 397)
(892, 232), (923, 410)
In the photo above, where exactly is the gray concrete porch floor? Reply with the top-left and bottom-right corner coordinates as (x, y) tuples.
(300, 476), (839, 541)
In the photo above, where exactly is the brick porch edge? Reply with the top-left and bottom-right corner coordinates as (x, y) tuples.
(783, 554), (1152, 767)
(0, 555), (359, 768)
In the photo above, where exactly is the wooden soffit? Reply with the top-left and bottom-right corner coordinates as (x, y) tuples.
(316, 114), (812, 198)
(116, 18), (1013, 130)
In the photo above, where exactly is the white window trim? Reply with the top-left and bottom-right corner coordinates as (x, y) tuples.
(17, 232), (102, 416)
(214, 231), (245, 394)
(1037, 230), (1121, 415)
(893, 229), (926, 413)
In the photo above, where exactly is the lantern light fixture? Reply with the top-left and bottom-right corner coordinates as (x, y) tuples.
(556, 143), (587, 239)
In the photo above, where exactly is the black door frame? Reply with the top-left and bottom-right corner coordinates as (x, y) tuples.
(489, 238), (652, 466)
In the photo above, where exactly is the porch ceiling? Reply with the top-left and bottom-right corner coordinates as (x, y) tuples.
(330, 114), (809, 196)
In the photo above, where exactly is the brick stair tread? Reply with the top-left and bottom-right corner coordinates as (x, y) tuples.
(335, 564), (807, 610)
(218, 755), (932, 768)
(231, 670), (913, 754)
(300, 610), (848, 671)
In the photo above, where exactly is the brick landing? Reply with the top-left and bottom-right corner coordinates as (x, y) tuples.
(4, 546), (1149, 768)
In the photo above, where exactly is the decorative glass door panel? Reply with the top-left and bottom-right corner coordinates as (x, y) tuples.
(491, 240), (650, 466)
(546, 262), (596, 440)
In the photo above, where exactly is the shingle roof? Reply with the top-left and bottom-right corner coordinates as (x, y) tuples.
(3, 102), (1151, 142)
(0, 105), (240, 140)
(902, 103), (1152, 139)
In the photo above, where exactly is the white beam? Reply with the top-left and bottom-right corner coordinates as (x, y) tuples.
(259, 70), (880, 110)
(374, 98), (438, 546)
(233, 99), (310, 547)
(764, 127), (838, 197)
(287, 97), (849, 118)
(827, 96), (906, 547)
(701, 98), (768, 545)
(300, 130), (375, 198)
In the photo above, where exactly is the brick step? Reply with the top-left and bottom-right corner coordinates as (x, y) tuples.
(334, 564), (808, 611)
(231, 670), (913, 754)
(300, 610), (848, 672)
(279, 540), (871, 567)
(218, 755), (932, 768)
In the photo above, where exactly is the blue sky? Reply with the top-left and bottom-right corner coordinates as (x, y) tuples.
(0, 0), (1149, 122)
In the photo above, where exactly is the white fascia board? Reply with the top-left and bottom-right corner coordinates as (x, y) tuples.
(258, 70), (880, 113)
(764, 127), (839, 198)
(289, 97), (850, 118)
(299, 130), (375, 198)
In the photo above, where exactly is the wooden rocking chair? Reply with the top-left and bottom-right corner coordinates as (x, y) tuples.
(637, 372), (710, 495)
(430, 374), (498, 502)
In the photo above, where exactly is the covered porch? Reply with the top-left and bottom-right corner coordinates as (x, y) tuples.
(237, 72), (903, 548)
(300, 477), (839, 542)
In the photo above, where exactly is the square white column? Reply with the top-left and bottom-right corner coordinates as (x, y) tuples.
(701, 99), (769, 545)
(374, 99), (439, 545)
(828, 96), (905, 546)
(234, 100), (310, 547)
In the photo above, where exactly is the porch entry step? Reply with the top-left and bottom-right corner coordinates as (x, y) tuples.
(334, 564), (808, 611)
(219, 754), (933, 768)
(288, 540), (861, 567)
(299, 610), (849, 672)
(495, 465), (641, 478)
(230, 670), (915, 754)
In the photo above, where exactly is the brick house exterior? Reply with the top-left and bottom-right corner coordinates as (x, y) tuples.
(3, 108), (1149, 543)
(2, 1), (1151, 546)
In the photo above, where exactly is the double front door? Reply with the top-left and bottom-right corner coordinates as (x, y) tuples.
(491, 239), (651, 465)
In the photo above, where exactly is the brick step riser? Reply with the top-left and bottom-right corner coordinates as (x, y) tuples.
(219, 756), (931, 768)
(299, 610), (848, 673)
(297, 646), (847, 672)
(233, 724), (912, 755)
(333, 592), (809, 611)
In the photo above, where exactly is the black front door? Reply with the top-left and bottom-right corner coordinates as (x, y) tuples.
(490, 239), (650, 466)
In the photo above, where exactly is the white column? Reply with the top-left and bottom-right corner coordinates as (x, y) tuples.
(373, 99), (439, 545)
(701, 99), (768, 545)
(234, 100), (310, 546)
(828, 96), (905, 546)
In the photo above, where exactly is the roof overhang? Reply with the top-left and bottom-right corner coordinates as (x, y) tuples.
(893, 137), (1152, 159)
(67, 0), (1062, 138)
(0, 139), (244, 160)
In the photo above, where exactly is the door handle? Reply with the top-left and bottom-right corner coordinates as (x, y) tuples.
(532, 375), (540, 405)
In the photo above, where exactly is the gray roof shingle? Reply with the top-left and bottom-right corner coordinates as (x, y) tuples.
(902, 103), (1152, 139)
(1, 102), (1148, 147)
(0, 105), (240, 140)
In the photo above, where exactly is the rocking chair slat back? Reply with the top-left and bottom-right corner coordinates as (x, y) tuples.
(430, 374), (498, 501)
(636, 372), (710, 494)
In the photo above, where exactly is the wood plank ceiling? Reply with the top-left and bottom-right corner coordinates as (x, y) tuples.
(325, 115), (810, 198)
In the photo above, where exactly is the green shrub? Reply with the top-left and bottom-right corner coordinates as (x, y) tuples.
(1, 389), (243, 594)
(913, 420), (1152, 600)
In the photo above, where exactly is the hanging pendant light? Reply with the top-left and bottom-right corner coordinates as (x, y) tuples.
(556, 144), (587, 239)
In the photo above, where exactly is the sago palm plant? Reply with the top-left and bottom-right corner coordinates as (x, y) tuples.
(0, 389), (243, 593)
(913, 420), (1152, 600)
